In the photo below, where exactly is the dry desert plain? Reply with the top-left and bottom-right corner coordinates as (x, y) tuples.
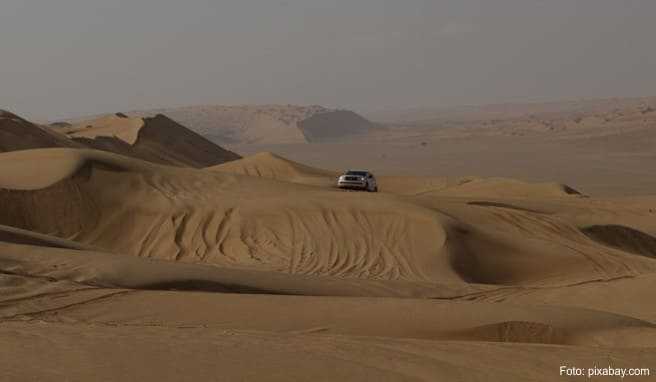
(1, 100), (656, 381)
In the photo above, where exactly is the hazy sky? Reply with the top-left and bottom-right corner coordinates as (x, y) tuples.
(1, 0), (655, 120)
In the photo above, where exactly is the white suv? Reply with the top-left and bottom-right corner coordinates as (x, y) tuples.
(337, 170), (378, 192)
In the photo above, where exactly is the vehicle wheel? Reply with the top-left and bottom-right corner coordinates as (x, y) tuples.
(374, 186), (378, 193)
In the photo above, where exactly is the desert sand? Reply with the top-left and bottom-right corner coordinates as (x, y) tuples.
(1, 105), (655, 381)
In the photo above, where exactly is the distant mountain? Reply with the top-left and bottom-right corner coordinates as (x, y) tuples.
(125, 105), (378, 145)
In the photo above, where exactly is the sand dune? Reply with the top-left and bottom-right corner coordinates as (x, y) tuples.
(4, 149), (648, 288)
(0, 149), (460, 283)
(64, 113), (241, 167)
(1, 144), (655, 380)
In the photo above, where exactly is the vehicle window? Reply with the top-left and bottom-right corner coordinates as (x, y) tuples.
(346, 171), (369, 177)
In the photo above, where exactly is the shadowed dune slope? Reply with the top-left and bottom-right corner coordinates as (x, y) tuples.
(0, 110), (81, 152)
(0, 224), (93, 250)
(582, 225), (656, 259)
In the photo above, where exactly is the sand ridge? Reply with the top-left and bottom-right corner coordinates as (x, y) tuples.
(64, 113), (145, 145)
